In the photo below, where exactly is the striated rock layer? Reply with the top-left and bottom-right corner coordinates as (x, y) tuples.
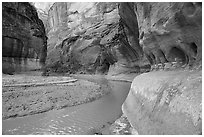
(120, 2), (202, 135)
(2, 2), (202, 135)
(2, 2), (47, 74)
(136, 2), (202, 69)
(45, 2), (202, 75)
(45, 2), (148, 75)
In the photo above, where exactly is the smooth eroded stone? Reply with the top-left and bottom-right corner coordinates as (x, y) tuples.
(122, 70), (202, 135)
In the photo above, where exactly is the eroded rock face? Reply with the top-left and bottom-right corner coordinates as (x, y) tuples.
(122, 70), (202, 134)
(46, 2), (202, 75)
(118, 2), (202, 135)
(45, 2), (148, 74)
(2, 2), (47, 74)
(135, 2), (202, 69)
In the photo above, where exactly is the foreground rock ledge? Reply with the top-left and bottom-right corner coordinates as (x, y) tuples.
(122, 70), (202, 135)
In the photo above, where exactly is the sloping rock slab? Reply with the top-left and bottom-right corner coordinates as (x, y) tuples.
(122, 70), (202, 135)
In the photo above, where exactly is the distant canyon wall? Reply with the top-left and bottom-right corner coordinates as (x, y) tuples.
(45, 2), (148, 75)
(41, 2), (201, 75)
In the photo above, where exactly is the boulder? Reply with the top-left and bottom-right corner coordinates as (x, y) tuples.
(122, 70), (202, 134)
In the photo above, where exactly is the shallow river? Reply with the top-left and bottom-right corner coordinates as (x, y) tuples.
(2, 76), (132, 135)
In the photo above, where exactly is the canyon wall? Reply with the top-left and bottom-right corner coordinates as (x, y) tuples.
(38, 3), (202, 134)
(120, 2), (202, 135)
(136, 2), (202, 70)
(2, 2), (202, 135)
(45, 2), (149, 75)
(46, 2), (201, 75)
(2, 2), (47, 74)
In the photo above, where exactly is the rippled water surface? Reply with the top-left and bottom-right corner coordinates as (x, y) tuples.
(2, 77), (131, 135)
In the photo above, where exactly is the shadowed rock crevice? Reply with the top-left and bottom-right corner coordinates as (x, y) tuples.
(118, 3), (143, 60)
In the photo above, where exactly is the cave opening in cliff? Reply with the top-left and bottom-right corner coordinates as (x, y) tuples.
(100, 58), (111, 74)
(168, 47), (187, 64)
(189, 42), (198, 56)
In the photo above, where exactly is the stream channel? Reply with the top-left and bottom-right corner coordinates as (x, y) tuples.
(2, 75), (132, 135)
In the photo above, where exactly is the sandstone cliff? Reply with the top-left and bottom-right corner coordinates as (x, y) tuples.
(136, 2), (202, 70)
(2, 2), (202, 135)
(45, 2), (149, 75)
(46, 2), (201, 75)
(2, 2), (47, 74)
(120, 2), (202, 135)
(22, 3), (203, 134)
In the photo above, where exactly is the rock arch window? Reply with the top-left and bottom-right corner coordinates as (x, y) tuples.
(168, 47), (187, 64)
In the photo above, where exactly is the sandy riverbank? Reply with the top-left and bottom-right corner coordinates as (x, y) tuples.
(2, 74), (110, 120)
